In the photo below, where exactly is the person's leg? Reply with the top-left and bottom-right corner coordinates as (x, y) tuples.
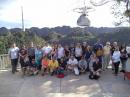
(98, 56), (103, 68)
(121, 60), (127, 72)
(104, 55), (109, 69)
(50, 68), (54, 76)
(21, 67), (26, 76)
(106, 55), (110, 68)
(11, 59), (15, 74)
(114, 62), (120, 75)
(82, 65), (86, 73)
(20, 59), (26, 75)
(74, 67), (79, 75)
(89, 72), (94, 79)
(114, 63), (117, 75)
(102, 56), (106, 70)
(116, 62), (120, 74)
(14, 58), (18, 72)
(112, 62), (115, 71)
(20, 59), (24, 68)
(86, 59), (90, 71)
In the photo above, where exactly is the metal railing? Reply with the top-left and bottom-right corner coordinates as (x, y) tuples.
(0, 54), (11, 70)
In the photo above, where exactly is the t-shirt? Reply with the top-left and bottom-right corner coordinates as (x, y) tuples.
(120, 49), (128, 60)
(75, 47), (82, 57)
(19, 48), (27, 59)
(8, 47), (19, 59)
(48, 60), (59, 69)
(42, 46), (52, 55)
(35, 49), (43, 60)
(103, 45), (111, 55)
(28, 47), (35, 56)
(85, 51), (92, 59)
(69, 47), (75, 55)
(78, 59), (87, 68)
(67, 58), (78, 65)
(42, 59), (49, 67)
(19, 48), (27, 56)
(58, 47), (64, 59)
(112, 51), (121, 63)
(82, 45), (87, 55)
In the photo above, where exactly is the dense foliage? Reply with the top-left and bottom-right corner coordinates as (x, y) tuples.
(0, 27), (130, 54)
(0, 31), (45, 54)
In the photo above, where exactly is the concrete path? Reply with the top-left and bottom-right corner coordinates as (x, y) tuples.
(0, 61), (130, 97)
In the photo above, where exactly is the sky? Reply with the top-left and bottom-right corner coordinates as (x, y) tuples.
(0, 0), (126, 28)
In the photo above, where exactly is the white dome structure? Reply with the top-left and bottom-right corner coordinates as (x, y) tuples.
(77, 14), (90, 26)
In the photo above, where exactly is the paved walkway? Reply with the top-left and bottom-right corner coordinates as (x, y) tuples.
(0, 60), (130, 97)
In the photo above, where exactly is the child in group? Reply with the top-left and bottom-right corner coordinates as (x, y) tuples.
(89, 54), (102, 80)
(67, 55), (79, 75)
(35, 45), (43, 71)
(28, 59), (38, 75)
(21, 56), (30, 76)
(78, 56), (87, 73)
(59, 57), (67, 70)
(41, 56), (49, 76)
(48, 57), (59, 76)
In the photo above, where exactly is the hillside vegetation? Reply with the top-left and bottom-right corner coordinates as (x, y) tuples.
(0, 26), (130, 54)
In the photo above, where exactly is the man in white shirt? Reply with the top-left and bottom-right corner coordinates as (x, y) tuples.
(8, 43), (19, 74)
(67, 55), (79, 75)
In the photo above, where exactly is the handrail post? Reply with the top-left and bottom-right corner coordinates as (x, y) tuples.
(0, 54), (11, 70)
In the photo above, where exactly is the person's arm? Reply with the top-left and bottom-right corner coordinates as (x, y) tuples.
(90, 67), (94, 72)
(78, 61), (81, 68)
(8, 48), (11, 59)
(84, 60), (88, 69)
(19, 50), (22, 59)
(89, 60), (93, 71)
(96, 68), (102, 73)
(17, 47), (20, 58)
(74, 59), (78, 67)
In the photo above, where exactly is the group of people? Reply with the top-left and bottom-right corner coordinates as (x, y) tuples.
(8, 40), (129, 80)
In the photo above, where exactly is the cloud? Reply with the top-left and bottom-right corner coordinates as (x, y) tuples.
(0, 0), (13, 4)
(0, 20), (30, 28)
(0, 0), (17, 9)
